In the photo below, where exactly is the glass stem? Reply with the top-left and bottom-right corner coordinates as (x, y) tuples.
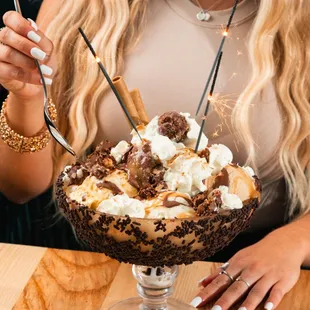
(137, 283), (171, 310)
(132, 265), (179, 310)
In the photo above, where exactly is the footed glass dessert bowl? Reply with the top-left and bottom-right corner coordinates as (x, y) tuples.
(56, 111), (261, 309)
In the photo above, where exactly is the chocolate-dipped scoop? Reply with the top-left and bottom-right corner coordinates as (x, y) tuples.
(214, 164), (261, 203)
(127, 141), (159, 189)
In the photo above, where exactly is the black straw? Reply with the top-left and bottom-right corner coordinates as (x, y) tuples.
(78, 27), (141, 140)
(195, 52), (223, 153)
(195, 0), (239, 116)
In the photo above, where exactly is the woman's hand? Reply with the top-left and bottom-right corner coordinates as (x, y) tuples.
(190, 229), (305, 310)
(0, 11), (55, 99)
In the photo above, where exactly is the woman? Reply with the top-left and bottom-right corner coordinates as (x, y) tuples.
(0, 0), (309, 309)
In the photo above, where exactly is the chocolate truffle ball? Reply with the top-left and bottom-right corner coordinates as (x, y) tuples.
(158, 111), (189, 142)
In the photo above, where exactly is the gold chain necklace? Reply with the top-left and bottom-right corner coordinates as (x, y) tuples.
(195, 0), (225, 21)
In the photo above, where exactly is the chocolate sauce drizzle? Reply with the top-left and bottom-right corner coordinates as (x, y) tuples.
(96, 181), (123, 195)
(162, 193), (193, 208)
(214, 168), (229, 188)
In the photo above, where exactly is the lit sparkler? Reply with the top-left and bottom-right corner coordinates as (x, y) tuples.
(202, 93), (237, 138)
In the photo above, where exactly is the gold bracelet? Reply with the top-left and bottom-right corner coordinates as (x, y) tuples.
(0, 95), (57, 153)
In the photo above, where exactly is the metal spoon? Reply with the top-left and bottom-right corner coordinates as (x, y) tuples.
(13, 0), (76, 157)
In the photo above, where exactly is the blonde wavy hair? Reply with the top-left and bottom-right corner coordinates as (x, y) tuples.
(46, 0), (310, 218)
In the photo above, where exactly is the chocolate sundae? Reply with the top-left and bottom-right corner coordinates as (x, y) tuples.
(56, 77), (261, 267)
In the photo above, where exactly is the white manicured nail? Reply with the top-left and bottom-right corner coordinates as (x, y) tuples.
(40, 65), (53, 76)
(264, 302), (274, 310)
(238, 307), (247, 310)
(27, 31), (41, 43)
(27, 18), (38, 31)
(211, 306), (222, 310)
(30, 47), (46, 61)
(190, 297), (203, 308)
(40, 77), (53, 85)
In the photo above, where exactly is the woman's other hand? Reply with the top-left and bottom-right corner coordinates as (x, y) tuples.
(0, 11), (55, 99)
(190, 229), (305, 310)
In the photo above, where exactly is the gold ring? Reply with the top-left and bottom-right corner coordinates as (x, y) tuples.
(235, 276), (250, 288)
(219, 270), (234, 283)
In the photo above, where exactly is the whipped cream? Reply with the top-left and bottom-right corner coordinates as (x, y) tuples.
(130, 113), (212, 198)
(131, 113), (209, 159)
(131, 116), (179, 163)
(164, 151), (212, 196)
(131, 116), (178, 162)
(111, 141), (131, 163)
(208, 144), (233, 174)
(151, 135), (177, 162)
(180, 113), (208, 151)
(218, 186), (243, 210)
(97, 194), (146, 217)
(76, 168), (84, 179)
(131, 116), (159, 145)
(96, 190), (196, 219)
(242, 166), (255, 178)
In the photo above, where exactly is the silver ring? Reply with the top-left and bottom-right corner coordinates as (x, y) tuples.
(219, 270), (234, 283)
(220, 262), (230, 270)
(235, 276), (250, 288)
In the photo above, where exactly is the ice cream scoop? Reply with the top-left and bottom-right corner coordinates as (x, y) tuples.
(214, 164), (261, 203)
(127, 142), (159, 189)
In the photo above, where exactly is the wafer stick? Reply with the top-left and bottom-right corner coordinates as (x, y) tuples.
(112, 76), (141, 126)
(130, 88), (149, 125)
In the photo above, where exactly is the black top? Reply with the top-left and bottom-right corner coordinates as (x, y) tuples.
(0, 0), (42, 27)
(0, 188), (90, 250)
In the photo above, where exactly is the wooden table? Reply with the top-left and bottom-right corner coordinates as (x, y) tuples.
(0, 243), (309, 310)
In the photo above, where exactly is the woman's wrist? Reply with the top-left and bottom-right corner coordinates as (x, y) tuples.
(5, 92), (46, 136)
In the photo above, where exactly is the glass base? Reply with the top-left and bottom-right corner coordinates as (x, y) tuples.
(108, 297), (193, 310)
